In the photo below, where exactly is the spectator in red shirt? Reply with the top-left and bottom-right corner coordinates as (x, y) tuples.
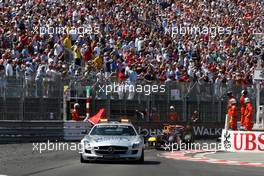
(118, 68), (126, 82)
(84, 45), (94, 65)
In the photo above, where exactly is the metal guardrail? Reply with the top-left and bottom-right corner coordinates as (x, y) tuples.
(0, 121), (225, 144)
(0, 121), (64, 144)
(0, 121), (91, 143)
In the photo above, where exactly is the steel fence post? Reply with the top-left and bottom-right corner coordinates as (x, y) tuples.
(21, 78), (25, 121)
(218, 98), (222, 123)
(183, 83), (187, 123)
(107, 89), (111, 119)
(3, 77), (6, 120)
(166, 84), (170, 122)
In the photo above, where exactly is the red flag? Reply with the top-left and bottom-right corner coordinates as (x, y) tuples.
(84, 108), (105, 125)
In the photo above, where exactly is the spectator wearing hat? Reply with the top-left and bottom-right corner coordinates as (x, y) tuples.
(240, 90), (248, 128)
(168, 106), (178, 123)
(71, 103), (81, 121)
(244, 97), (253, 131)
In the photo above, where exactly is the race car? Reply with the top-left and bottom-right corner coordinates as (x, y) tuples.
(155, 124), (194, 150)
(80, 119), (145, 163)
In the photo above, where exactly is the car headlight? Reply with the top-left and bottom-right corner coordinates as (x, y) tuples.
(83, 140), (91, 149)
(132, 141), (141, 148)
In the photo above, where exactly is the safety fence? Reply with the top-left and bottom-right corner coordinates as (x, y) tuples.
(0, 97), (62, 121)
(67, 80), (264, 124)
(0, 76), (63, 120)
(1, 74), (264, 122)
(0, 76), (63, 98)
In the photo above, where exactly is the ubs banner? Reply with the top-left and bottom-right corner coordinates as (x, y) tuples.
(221, 129), (264, 152)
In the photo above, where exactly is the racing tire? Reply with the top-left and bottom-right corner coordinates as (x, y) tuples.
(136, 150), (144, 164)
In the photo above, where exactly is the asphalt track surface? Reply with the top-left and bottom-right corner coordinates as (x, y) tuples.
(0, 143), (263, 176)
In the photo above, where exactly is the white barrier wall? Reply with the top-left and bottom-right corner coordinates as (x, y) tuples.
(221, 129), (264, 152)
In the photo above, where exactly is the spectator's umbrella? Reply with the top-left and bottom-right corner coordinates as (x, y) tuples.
(83, 108), (105, 125)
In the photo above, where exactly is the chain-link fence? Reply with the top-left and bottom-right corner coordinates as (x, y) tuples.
(1, 72), (264, 123)
(0, 76), (63, 120)
(67, 78), (264, 124)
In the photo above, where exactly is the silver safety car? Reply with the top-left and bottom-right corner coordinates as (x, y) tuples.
(80, 119), (144, 163)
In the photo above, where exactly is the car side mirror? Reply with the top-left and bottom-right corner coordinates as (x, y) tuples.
(81, 130), (88, 134)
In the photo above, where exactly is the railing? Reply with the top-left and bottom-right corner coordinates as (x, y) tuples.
(0, 121), (64, 144)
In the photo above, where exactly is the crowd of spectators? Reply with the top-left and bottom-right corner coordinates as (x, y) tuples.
(0, 0), (263, 97)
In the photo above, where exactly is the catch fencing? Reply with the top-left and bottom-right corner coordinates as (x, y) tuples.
(0, 76), (63, 120)
(1, 74), (264, 123)
(67, 79), (264, 124)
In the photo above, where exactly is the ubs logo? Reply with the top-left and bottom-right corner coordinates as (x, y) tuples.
(223, 131), (231, 150)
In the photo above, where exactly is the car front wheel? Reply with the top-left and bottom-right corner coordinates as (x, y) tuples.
(136, 149), (144, 164)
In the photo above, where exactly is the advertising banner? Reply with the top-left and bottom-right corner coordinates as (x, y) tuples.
(221, 129), (264, 152)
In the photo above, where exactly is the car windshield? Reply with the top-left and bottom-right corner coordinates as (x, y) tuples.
(90, 125), (137, 136)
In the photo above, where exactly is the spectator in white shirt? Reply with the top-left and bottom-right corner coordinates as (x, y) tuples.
(24, 62), (34, 96)
(35, 65), (46, 97)
(54, 41), (63, 57)
(5, 60), (14, 77)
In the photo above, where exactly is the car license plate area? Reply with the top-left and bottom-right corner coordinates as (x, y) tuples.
(103, 155), (120, 159)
